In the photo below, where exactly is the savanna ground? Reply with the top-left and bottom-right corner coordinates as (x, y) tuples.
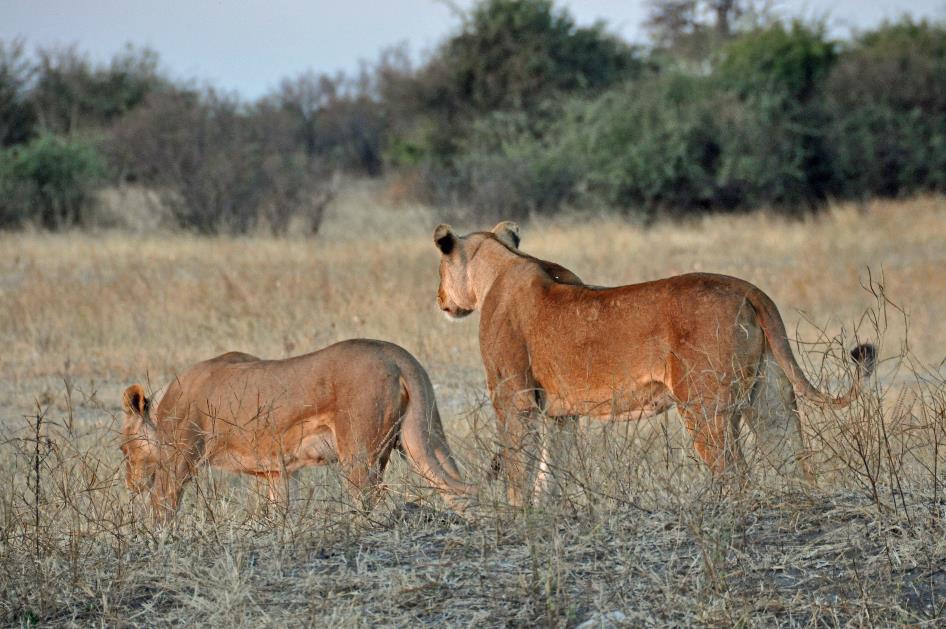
(1, 185), (945, 627)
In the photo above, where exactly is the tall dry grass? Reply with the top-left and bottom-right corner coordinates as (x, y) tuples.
(0, 188), (944, 626)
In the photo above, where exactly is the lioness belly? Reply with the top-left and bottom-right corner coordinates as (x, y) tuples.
(543, 380), (674, 420)
(210, 424), (338, 475)
(293, 428), (339, 469)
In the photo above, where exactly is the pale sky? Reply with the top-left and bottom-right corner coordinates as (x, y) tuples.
(2, 1), (943, 99)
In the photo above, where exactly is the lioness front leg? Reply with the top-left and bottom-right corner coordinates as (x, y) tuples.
(265, 471), (298, 510)
(149, 468), (187, 526)
(744, 354), (816, 485)
(486, 366), (542, 507)
(493, 403), (542, 508)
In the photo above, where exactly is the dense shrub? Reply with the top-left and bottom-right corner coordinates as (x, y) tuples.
(713, 25), (837, 209)
(716, 21), (836, 104)
(443, 110), (580, 218)
(460, 23), (842, 218)
(414, 19), (848, 219)
(825, 19), (946, 198)
(0, 135), (104, 228)
(108, 89), (327, 234)
(827, 105), (946, 198)
(418, 75), (725, 219)
(827, 19), (946, 115)
(557, 75), (726, 214)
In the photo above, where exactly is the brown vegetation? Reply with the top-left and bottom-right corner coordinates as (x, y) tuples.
(0, 190), (944, 625)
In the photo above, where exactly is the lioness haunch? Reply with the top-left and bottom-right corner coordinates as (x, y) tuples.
(434, 221), (877, 507)
(119, 339), (475, 522)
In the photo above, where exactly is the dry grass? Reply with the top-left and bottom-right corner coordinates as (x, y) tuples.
(0, 187), (944, 626)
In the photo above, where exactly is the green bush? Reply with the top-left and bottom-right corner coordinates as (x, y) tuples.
(459, 23), (842, 216)
(0, 135), (105, 229)
(716, 21), (836, 105)
(559, 75), (725, 215)
(450, 110), (581, 218)
(412, 16), (946, 217)
(439, 75), (816, 218)
(827, 19), (946, 115)
(713, 22), (837, 209)
(827, 105), (946, 198)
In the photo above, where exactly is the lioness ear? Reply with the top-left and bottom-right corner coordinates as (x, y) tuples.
(492, 221), (520, 249)
(433, 223), (457, 255)
(122, 384), (149, 416)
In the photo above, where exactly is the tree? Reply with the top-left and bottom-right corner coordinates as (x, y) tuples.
(441, 0), (640, 115)
(645, 0), (772, 61)
(385, 0), (643, 169)
(31, 44), (164, 134)
(0, 39), (36, 146)
(272, 68), (386, 175)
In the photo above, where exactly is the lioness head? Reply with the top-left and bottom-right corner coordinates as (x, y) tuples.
(119, 384), (159, 494)
(433, 221), (520, 318)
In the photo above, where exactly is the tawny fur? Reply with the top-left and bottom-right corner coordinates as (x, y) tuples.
(434, 222), (876, 506)
(120, 339), (475, 522)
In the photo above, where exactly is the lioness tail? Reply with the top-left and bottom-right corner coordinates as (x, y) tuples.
(395, 358), (477, 507)
(744, 283), (876, 408)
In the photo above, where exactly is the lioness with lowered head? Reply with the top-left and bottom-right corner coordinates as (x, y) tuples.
(120, 339), (475, 522)
(433, 221), (876, 506)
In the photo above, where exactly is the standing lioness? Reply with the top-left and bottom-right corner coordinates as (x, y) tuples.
(120, 339), (475, 522)
(433, 221), (876, 506)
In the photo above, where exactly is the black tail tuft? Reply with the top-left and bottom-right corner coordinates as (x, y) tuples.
(850, 343), (877, 377)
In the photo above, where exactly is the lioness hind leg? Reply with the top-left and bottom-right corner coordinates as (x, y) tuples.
(531, 416), (578, 506)
(680, 403), (744, 479)
(671, 355), (750, 483)
(744, 352), (815, 484)
(341, 460), (385, 512)
(339, 444), (396, 513)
